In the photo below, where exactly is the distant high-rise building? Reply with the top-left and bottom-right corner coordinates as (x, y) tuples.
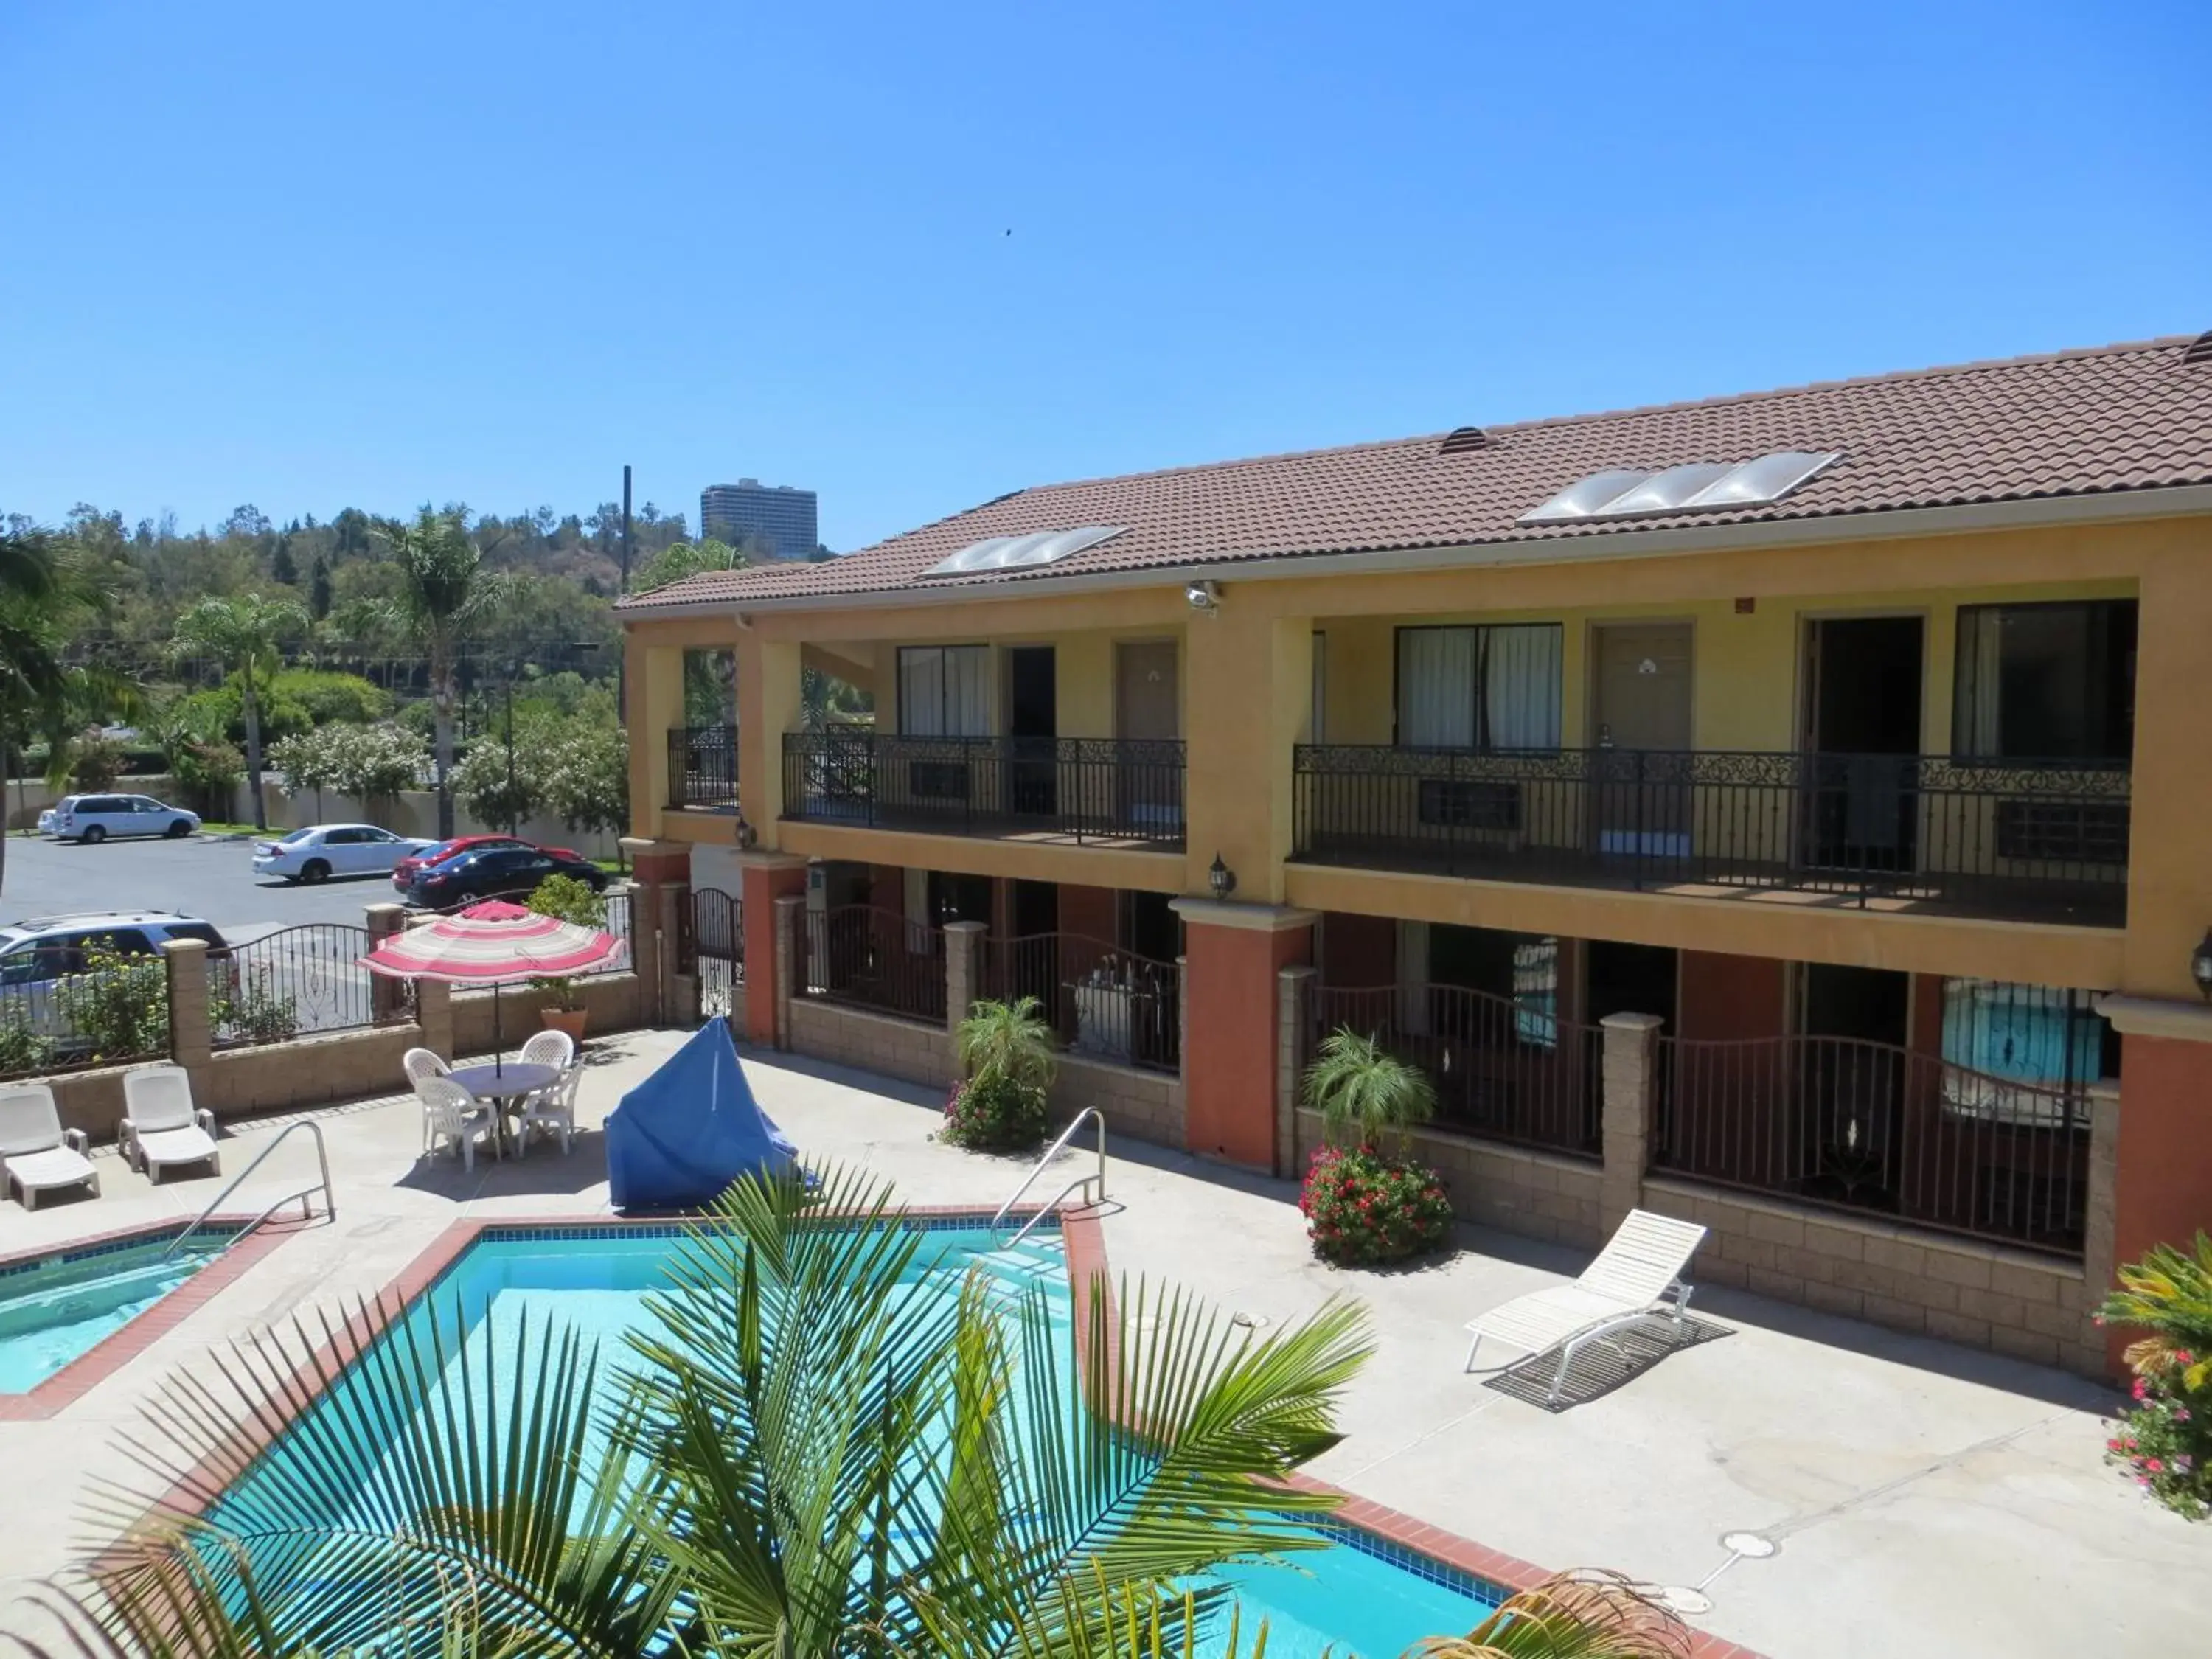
(700, 479), (818, 563)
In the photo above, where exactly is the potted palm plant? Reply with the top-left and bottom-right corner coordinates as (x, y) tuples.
(525, 872), (605, 1043)
(1298, 1026), (1455, 1267)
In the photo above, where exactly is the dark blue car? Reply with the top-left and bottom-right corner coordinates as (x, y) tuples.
(405, 843), (607, 908)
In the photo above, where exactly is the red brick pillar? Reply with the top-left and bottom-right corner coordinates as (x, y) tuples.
(2094, 997), (2212, 1369)
(740, 855), (810, 1047)
(1170, 899), (1313, 1169)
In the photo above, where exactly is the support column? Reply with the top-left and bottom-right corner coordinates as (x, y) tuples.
(162, 938), (215, 1109)
(1276, 964), (1316, 1179)
(624, 636), (687, 838)
(1182, 611), (1313, 903)
(1599, 1012), (1663, 1234)
(1170, 897), (1314, 1169)
(736, 854), (810, 1046)
(945, 920), (988, 1034)
(417, 977), (455, 1060)
(658, 883), (695, 1029)
(738, 636), (804, 844)
(2090, 996), (2212, 1370)
(773, 894), (804, 1050)
(364, 903), (408, 1021)
(619, 838), (689, 1029)
(2081, 1079), (2123, 1371)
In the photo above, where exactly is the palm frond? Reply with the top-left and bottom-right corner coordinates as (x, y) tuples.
(1412, 1570), (1690, 1658)
(1303, 1026), (1437, 1150)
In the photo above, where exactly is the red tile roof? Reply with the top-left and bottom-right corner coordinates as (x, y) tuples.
(621, 335), (2212, 612)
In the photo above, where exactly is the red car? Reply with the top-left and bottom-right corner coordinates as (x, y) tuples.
(390, 835), (579, 891)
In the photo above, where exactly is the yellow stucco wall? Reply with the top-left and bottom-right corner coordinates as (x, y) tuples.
(622, 512), (2208, 997)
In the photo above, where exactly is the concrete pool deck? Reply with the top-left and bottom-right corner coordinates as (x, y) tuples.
(0, 1026), (2201, 1656)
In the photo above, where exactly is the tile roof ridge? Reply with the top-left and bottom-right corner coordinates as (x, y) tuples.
(1484, 334), (2197, 437)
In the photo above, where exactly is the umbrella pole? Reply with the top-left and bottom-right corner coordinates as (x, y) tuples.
(494, 983), (503, 1074)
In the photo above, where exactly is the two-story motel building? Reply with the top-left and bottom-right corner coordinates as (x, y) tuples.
(619, 334), (2212, 1375)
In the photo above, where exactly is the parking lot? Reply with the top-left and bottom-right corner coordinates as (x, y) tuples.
(1, 832), (411, 942)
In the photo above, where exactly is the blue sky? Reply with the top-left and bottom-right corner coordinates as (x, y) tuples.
(2, 1), (2205, 552)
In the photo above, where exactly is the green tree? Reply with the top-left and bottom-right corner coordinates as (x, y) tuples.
(170, 592), (308, 830)
(307, 552), (333, 619)
(270, 535), (299, 587)
(376, 508), (509, 838)
(1304, 1026), (1438, 1152)
(69, 1166), (1373, 1656)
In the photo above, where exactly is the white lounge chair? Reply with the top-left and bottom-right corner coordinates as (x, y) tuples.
(0, 1084), (100, 1210)
(416, 1074), (496, 1172)
(120, 1065), (222, 1183)
(1463, 1209), (1708, 1405)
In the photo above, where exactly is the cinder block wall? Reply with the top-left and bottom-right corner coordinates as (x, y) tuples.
(1293, 1108), (1605, 1249)
(787, 1001), (957, 1091)
(1054, 1053), (1184, 1150)
(451, 973), (644, 1057)
(1640, 1176), (2098, 1374)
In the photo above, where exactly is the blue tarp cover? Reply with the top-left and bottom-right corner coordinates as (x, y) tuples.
(605, 1020), (798, 1210)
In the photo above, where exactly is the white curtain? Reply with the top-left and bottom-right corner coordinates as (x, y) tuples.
(1955, 609), (2005, 756)
(1395, 920), (1430, 1034)
(944, 646), (989, 735)
(1310, 631), (1326, 743)
(1484, 625), (1562, 749)
(898, 646), (990, 737)
(899, 649), (944, 737)
(1397, 629), (1476, 747)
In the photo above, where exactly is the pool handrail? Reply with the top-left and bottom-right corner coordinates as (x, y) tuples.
(162, 1119), (335, 1259)
(990, 1107), (1105, 1239)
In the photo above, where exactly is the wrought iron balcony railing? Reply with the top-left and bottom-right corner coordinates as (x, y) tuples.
(667, 725), (739, 810)
(1292, 745), (2129, 924)
(781, 731), (1186, 847)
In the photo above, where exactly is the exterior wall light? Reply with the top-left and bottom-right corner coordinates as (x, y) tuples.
(734, 816), (759, 851)
(1208, 854), (1237, 900)
(2194, 928), (2212, 1000)
(1186, 580), (1221, 615)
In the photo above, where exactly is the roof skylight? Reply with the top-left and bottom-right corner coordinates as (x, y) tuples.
(1519, 450), (1843, 524)
(922, 525), (1125, 578)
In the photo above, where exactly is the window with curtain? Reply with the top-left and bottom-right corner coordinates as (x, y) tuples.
(1941, 978), (2113, 1087)
(1952, 601), (2136, 760)
(897, 645), (991, 737)
(1395, 625), (1562, 750)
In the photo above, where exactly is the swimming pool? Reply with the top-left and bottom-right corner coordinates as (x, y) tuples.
(202, 1218), (1500, 1655)
(0, 1228), (234, 1395)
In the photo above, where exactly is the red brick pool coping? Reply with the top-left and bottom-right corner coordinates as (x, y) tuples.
(123, 1204), (1762, 1657)
(0, 1215), (296, 1422)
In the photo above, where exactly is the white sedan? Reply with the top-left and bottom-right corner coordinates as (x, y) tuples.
(252, 824), (440, 884)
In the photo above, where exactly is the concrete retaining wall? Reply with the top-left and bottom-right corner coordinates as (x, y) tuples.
(1641, 1176), (2098, 1374)
(1293, 1108), (1605, 1249)
(1054, 1052), (1185, 1150)
(451, 973), (646, 1059)
(787, 999), (957, 1091)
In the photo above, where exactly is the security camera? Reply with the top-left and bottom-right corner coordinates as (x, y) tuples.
(1185, 580), (1220, 614)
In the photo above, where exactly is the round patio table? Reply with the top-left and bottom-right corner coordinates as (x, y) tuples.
(446, 1062), (559, 1158)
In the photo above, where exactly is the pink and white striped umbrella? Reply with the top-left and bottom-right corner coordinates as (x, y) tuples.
(360, 900), (625, 985)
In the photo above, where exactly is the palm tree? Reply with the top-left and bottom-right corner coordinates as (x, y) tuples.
(377, 508), (509, 838)
(1304, 1026), (1439, 1152)
(0, 529), (130, 901)
(957, 994), (1058, 1093)
(65, 1165), (1374, 1655)
(170, 592), (307, 831)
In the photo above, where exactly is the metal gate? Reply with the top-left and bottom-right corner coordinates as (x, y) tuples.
(684, 888), (745, 1020)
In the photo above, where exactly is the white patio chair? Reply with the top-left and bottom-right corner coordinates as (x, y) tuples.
(416, 1073), (496, 1173)
(1462, 1209), (1709, 1405)
(119, 1065), (221, 1183)
(518, 1060), (582, 1155)
(403, 1047), (451, 1090)
(515, 1029), (574, 1072)
(0, 1084), (100, 1210)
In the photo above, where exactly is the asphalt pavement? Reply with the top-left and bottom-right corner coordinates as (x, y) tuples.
(0, 832), (411, 942)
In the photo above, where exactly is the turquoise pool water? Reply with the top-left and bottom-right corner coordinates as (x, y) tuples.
(0, 1231), (230, 1394)
(218, 1224), (1497, 1656)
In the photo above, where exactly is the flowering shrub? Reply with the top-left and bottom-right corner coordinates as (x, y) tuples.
(1298, 1146), (1453, 1267)
(2104, 1349), (2212, 1520)
(941, 1074), (1049, 1153)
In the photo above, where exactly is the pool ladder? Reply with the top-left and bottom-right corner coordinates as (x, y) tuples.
(162, 1119), (335, 1260)
(990, 1108), (1106, 1250)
